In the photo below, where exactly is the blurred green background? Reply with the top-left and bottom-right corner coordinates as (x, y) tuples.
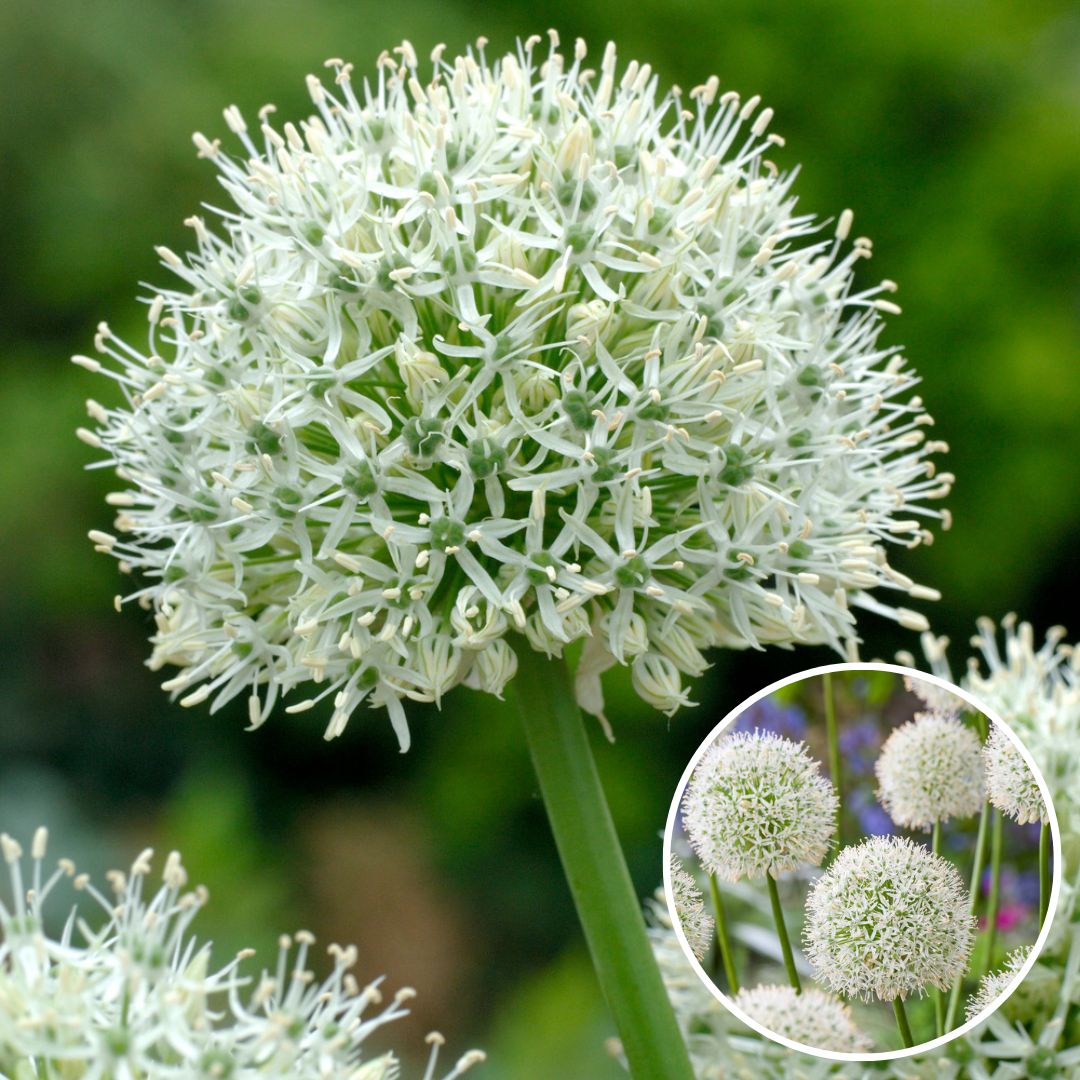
(1, 1), (1078, 1075)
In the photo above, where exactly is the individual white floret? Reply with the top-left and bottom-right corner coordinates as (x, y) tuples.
(669, 856), (714, 962)
(80, 34), (950, 746)
(0, 828), (483, 1080)
(983, 722), (1046, 825)
(874, 711), (985, 830)
(734, 984), (872, 1053)
(683, 731), (838, 880)
(804, 835), (975, 1002)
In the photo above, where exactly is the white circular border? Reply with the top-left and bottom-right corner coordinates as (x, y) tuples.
(662, 661), (1062, 1063)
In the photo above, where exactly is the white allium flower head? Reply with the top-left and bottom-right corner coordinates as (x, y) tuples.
(965, 946), (1032, 1022)
(668, 856), (714, 962)
(79, 33), (951, 746)
(683, 730), (838, 880)
(0, 829), (483, 1080)
(733, 984), (872, 1054)
(804, 835), (975, 1002)
(983, 721), (1046, 825)
(874, 710), (985, 830)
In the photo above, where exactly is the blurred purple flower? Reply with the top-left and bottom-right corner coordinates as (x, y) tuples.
(847, 787), (896, 836)
(837, 717), (881, 774)
(733, 697), (806, 740)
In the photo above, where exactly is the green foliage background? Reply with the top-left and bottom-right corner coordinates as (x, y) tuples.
(1, 2), (1078, 1075)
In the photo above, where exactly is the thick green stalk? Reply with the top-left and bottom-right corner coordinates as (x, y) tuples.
(893, 997), (914, 1048)
(945, 800), (990, 1030)
(1040, 819), (1051, 924)
(512, 646), (695, 1080)
(708, 873), (740, 993)
(823, 672), (843, 857)
(765, 874), (801, 992)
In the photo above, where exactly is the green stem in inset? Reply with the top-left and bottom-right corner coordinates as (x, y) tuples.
(983, 809), (1004, 981)
(1040, 819), (1051, 924)
(893, 997), (914, 1048)
(512, 647), (695, 1080)
(765, 873), (801, 992)
(823, 672), (843, 857)
(945, 800), (990, 1031)
(708, 873), (740, 993)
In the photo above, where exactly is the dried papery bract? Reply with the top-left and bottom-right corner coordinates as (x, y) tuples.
(983, 723), (1046, 825)
(0, 829), (483, 1080)
(79, 34), (949, 746)
(683, 731), (838, 881)
(803, 835), (975, 1004)
(669, 856), (714, 962)
(875, 711), (985, 830)
(734, 984), (872, 1053)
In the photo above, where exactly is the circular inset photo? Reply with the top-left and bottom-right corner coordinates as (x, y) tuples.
(663, 664), (1059, 1060)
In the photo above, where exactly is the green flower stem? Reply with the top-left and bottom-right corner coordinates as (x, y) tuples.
(708, 873), (740, 993)
(893, 997), (915, 1048)
(823, 672), (843, 858)
(765, 874), (801, 993)
(930, 820), (944, 1035)
(512, 646), (695, 1080)
(1040, 819), (1051, 924)
(983, 809), (1004, 981)
(945, 800), (991, 1030)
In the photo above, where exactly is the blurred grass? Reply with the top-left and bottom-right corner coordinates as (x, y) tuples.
(2, 1), (1079, 1075)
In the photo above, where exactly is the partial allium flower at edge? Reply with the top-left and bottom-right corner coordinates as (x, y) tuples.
(78, 33), (950, 748)
(983, 721), (1047, 825)
(0, 829), (483, 1080)
(668, 855), (713, 962)
(874, 710), (984, 831)
(683, 730), (838, 880)
(965, 945), (1032, 1022)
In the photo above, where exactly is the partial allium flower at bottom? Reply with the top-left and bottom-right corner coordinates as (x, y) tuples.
(668, 856), (713, 962)
(965, 946), (1032, 1022)
(0, 829), (483, 1080)
(78, 33), (950, 746)
(804, 835), (974, 1002)
(874, 710), (984, 830)
(733, 984), (872, 1054)
(983, 722), (1047, 825)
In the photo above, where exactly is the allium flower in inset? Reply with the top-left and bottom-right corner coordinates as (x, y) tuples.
(903, 674), (967, 716)
(79, 34), (950, 745)
(965, 946), (1032, 1021)
(874, 711), (984, 830)
(983, 722), (1047, 825)
(804, 835), (975, 1002)
(0, 829), (483, 1080)
(669, 856), (714, 962)
(683, 731), (838, 880)
(734, 984), (872, 1054)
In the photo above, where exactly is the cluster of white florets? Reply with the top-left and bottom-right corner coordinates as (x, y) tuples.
(874, 711), (985, 830)
(982, 723), (1046, 825)
(683, 731), (838, 880)
(965, 946), (1032, 1022)
(803, 835), (974, 1002)
(0, 830), (482, 1080)
(733, 984), (871, 1054)
(78, 33), (950, 746)
(668, 857), (714, 962)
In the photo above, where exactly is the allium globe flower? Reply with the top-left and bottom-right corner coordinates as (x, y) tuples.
(903, 673), (967, 716)
(733, 984), (872, 1054)
(78, 34), (950, 745)
(874, 710), (985, 830)
(965, 946), (1032, 1022)
(0, 829), (483, 1080)
(983, 722), (1047, 825)
(804, 835), (975, 1002)
(683, 731), (838, 880)
(669, 856), (714, 962)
